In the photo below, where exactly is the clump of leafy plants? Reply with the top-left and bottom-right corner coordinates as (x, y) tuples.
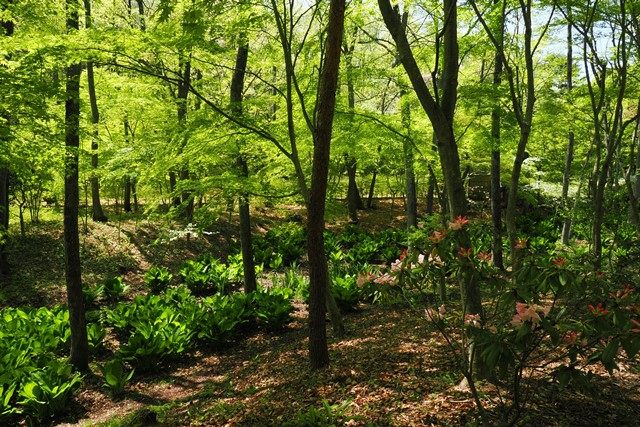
(99, 359), (134, 397)
(0, 306), (91, 423)
(179, 255), (240, 296)
(102, 276), (129, 301)
(144, 266), (173, 294)
(254, 222), (306, 268)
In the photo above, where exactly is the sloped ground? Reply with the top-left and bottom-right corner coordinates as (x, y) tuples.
(51, 304), (640, 427)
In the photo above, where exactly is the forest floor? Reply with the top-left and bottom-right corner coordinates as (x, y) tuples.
(52, 303), (640, 427)
(2, 201), (640, 426)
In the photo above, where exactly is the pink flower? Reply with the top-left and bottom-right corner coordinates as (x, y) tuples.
(511, 302), (549, 327)
(448, 216), (469, 231)
(417, 254), (426, 264)
(563, 330), (578, 345)
(552, 257), (567, 268)
(477, 251), (492, 263)
(374, 273), (395, 285)
(458, 247), (473, 258)
(438, 304), (446, 316)
(588, 303), (609, 317)
(399, 248), (408, 261)
(464, 313), (482, 327)
(390, 259), (403, 272)
(429, 230), (447, 244)
(515, 238), (527, 249)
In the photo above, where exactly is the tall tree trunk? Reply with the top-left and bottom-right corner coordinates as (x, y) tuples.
(401, 95), (417, 228)
(169, 172), (180, 207)
(426, 173), (435, 214)
(64, 0), (89, 372)
(123, 117), (132, 213)
(230, 41), (257, 294)
(84, 0), (107, 222)
(379, 0), (483, 345)
(177, 59), (193, 221)
(343, 43), (363, 222)
(561, 13), (574, 244)
(367, 169), (377, 209)
(490, 0), (504, 269)
(0, 3), (14, 276)
(307, 0), (345, 369)
(345, 155), (360, 223)
(0, 169), (8, 276)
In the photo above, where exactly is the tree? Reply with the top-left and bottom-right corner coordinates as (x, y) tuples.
(377, 0), (483, 318)
(64, 0), (89, 372)
(84, 0), (108, 222)
(0, 0), (13, 276)
(307, 0), (345, 369)
(230, 39), (257, 293)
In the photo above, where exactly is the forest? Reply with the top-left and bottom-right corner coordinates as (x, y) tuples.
(1, 0), (640, 425)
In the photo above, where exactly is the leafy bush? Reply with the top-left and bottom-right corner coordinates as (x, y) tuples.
(105, 287), (199, 367)
(87, 323), (106, 353)
(254, 222), (306, 268)
(179, 255), (239, 296)
(330, 273), (360, 313)
(17, 360), (82, 422)
(195, 294), (251, 346)
(249, 291), (294, 330)
(99, 359), (134, 397)
(144, 266), (173, 294)
(102, 277), (129, 301)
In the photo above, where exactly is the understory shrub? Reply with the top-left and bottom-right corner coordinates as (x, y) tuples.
(0, 306), (94, 423)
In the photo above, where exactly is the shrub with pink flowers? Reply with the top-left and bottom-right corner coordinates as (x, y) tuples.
(372, 218), (640, 423)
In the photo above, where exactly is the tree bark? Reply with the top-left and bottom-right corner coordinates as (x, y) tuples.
(490, 0), (504, 269)
(345, 155), (361, 223)
(401, 95), (417, 228)
(0, 3), (14, 276)
(230, 41), (257, 294)
(561, 13), (574, 244)
(84, 0), (108, 222)
(177, 58), (193, 221)
(307, 0), (345, 369)
(123, 117), (132, 213)
(64, 0), (89, 372)
(0, 169), (8, 276)
(378, 0), (482, 318)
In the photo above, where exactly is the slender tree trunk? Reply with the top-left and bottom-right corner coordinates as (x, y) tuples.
(64, 0), (89, 372)
(169, 171), (180, 207)
(123, 117), (132, 213)
(84, 0), (107, 222)
(0, 4), (14, 276)
(0, 169), (8, 276)
(378, 0), (482, 319)
(230, 41), (257, 294)
(307, 0), (345, 369)
(367, 170), (377, 209)
(177, 59), (193, 221)
(490, 4), (504, 269)
(401, 96), (417, 228)
(343, 44), (363, 222)
(345, 155), (360, 223)
(426, 174), (435, 214)
(561, 14), (574, 244)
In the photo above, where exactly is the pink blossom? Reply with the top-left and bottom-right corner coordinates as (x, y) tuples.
(477, 251), (492, 263)
(438, 304), (446, 316)
(563, 331), (578, 345)
(390, 259), (403, 272)
(448, 216), (469, 231)
(429, 230), (447, 243)
(511, 302), (549, 327)
(374, 273), (395, 285)
(464, 313), (482, 327)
